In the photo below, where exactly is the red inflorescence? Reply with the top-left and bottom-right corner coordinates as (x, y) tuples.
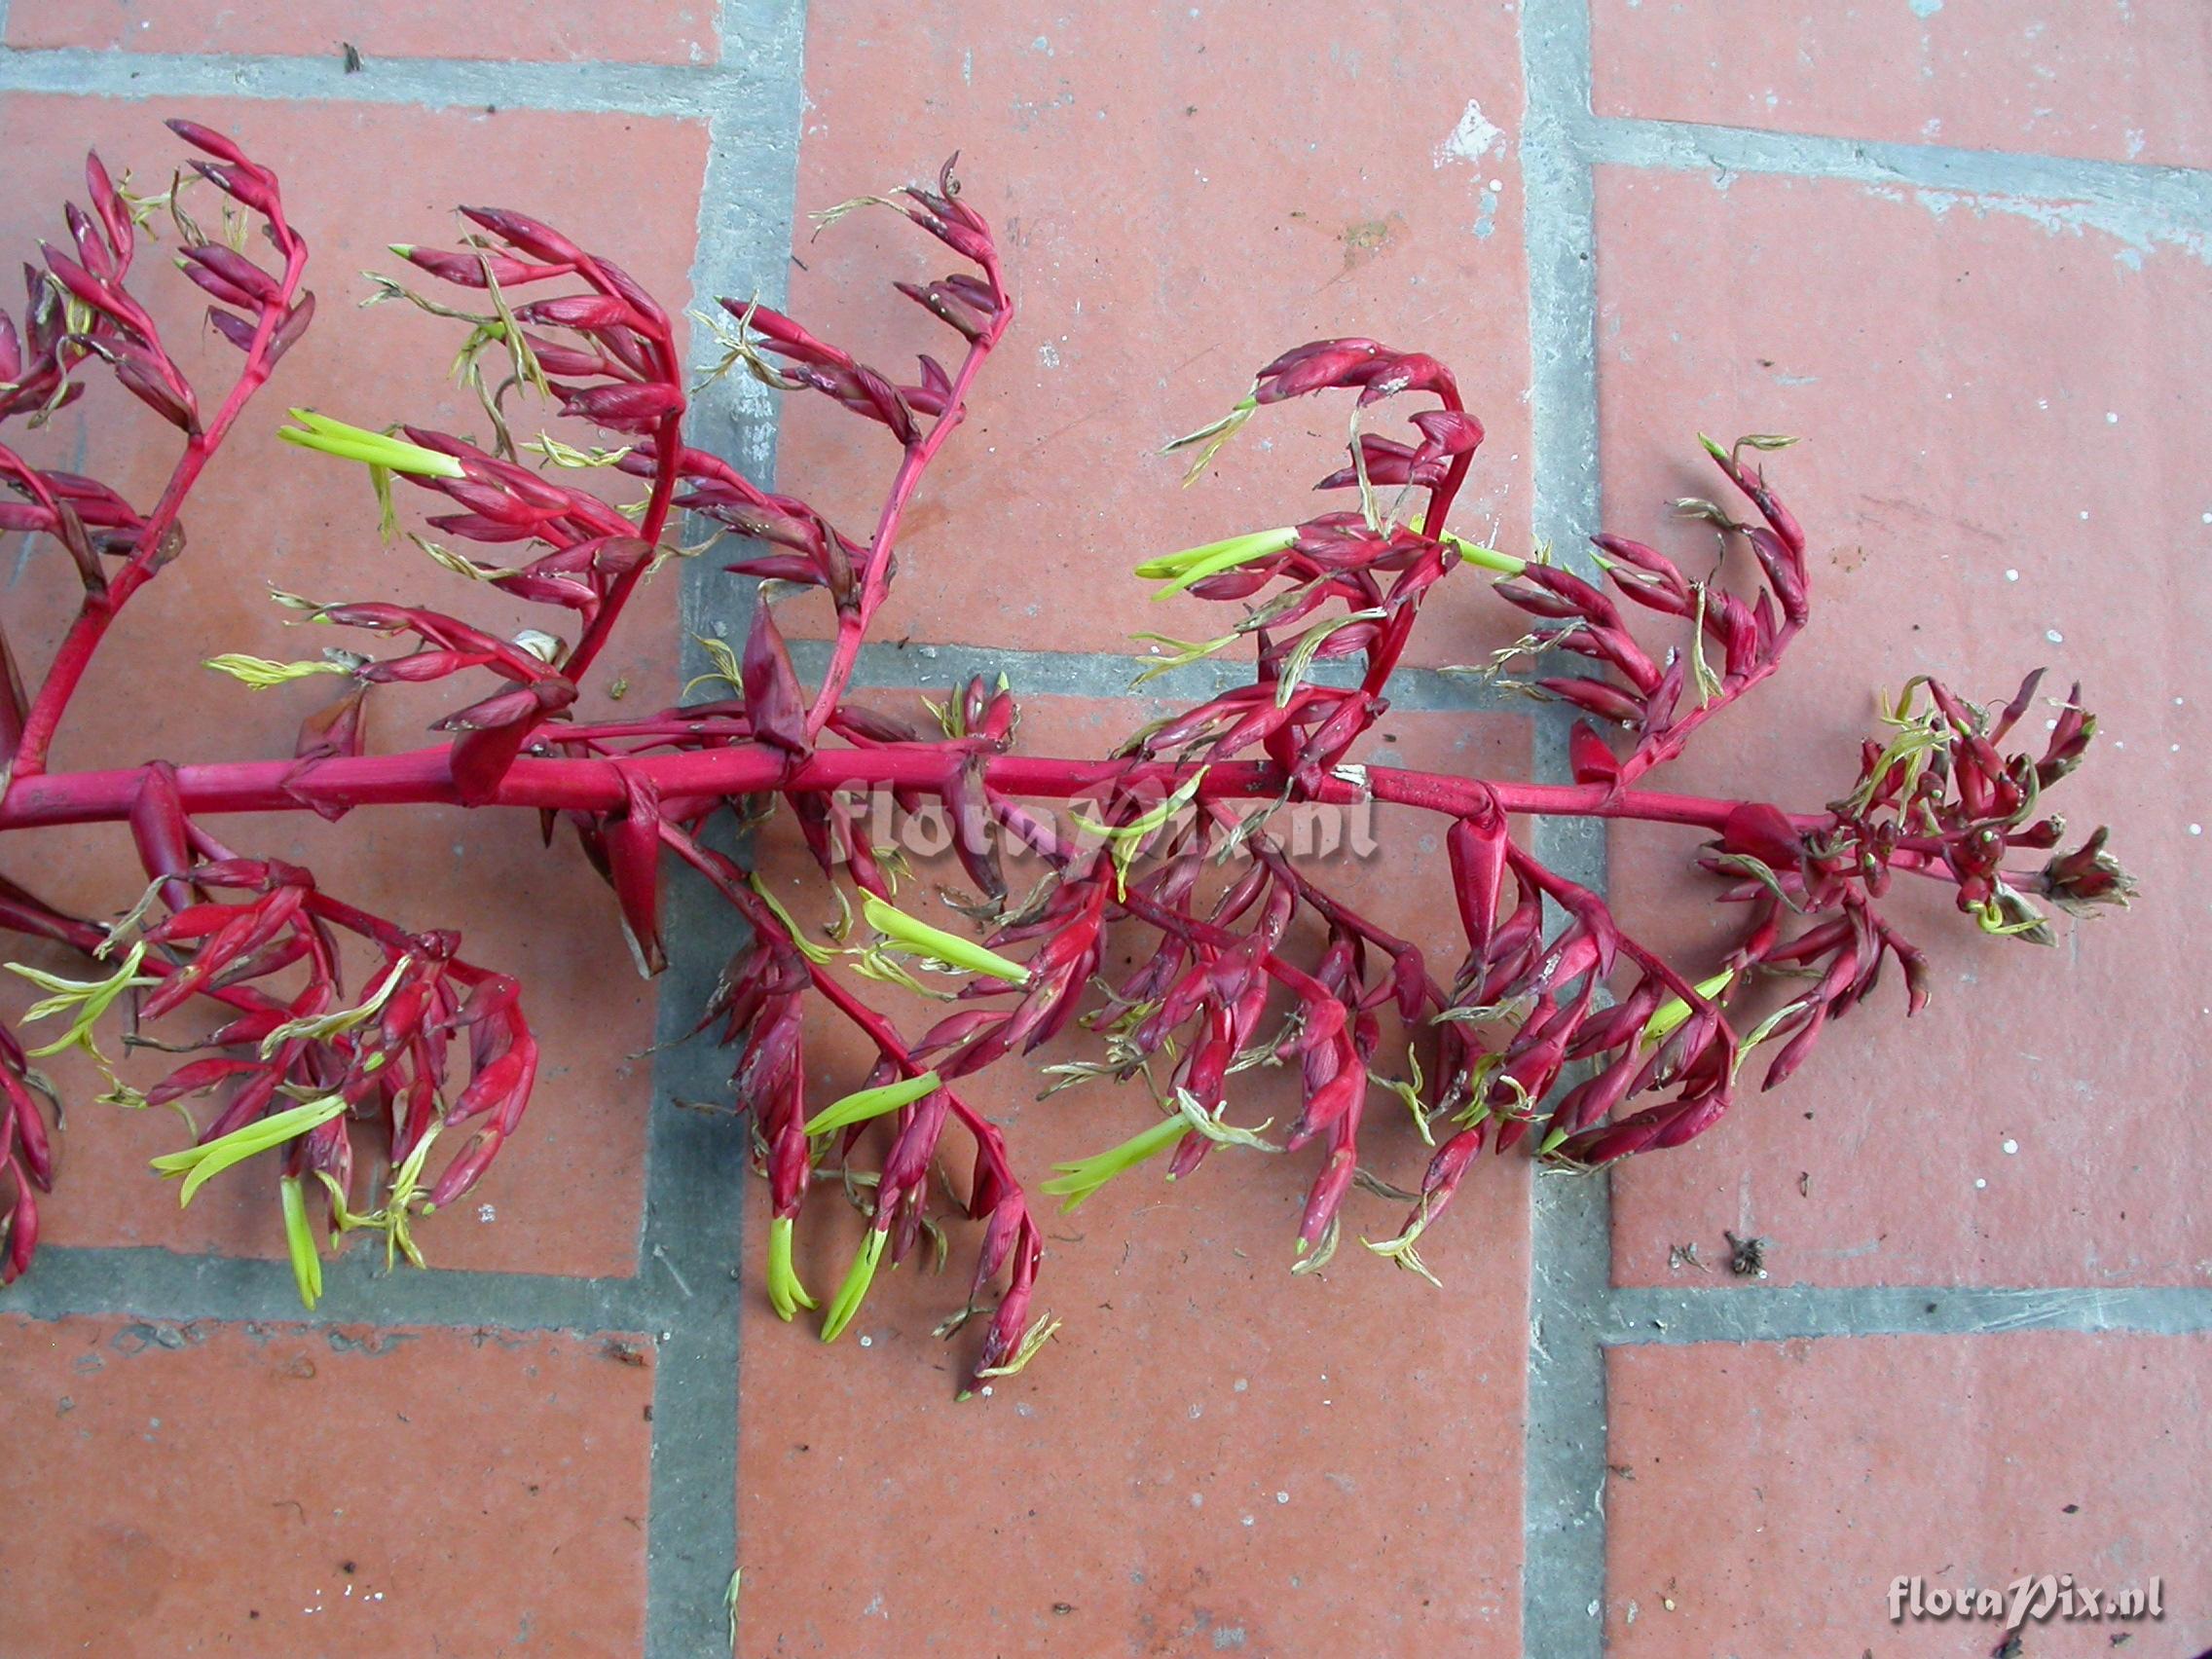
(0, 132), (2131, 1386)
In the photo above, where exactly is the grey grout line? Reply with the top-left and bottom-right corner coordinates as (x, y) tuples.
(1586, 115), (2212, 255)
(0, 46), (775, 121)
(784, 637), (1536, 715)
(4, 1245), (657, 1332)
(0, 45), (2200, 243)
(1518, 0), (1614, 1652)
(640, 4), (806, 1656)
(1604, 1284), (2212, 1345)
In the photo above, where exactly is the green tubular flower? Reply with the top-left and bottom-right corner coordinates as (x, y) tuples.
(765, 1216), (816, 1321)
(149, 1094), (349, 1207)
(1403, 511), (1528, 576)
(819, 1227), (888, 1343)
(1441, 533), (1527, 575)
(277, 409), (465, 477)
(1040, 1113), (1188, 1211)
(802, 1070), (941, 1137)
(862, 896), (1030, 985)
(1136, 527), (1298, 599)
(1639, 969), (1738, 1049)
(278, 1174), (323, 1310)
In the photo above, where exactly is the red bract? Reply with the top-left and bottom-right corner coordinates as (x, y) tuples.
(0, 129), (2135, 1392)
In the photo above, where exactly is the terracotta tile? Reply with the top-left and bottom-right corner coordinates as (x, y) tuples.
(0, 1313), (655, 1654)
(771, 0), (1532, 671)
(5, 0), (717, 66)
(1591, 0), (2212, 168)
(0, 97), (712, 1276)
(1605, 1334), (2212, 1655)
(1589, 166), (2212, 1288)
(734, 696), (1531, 1654)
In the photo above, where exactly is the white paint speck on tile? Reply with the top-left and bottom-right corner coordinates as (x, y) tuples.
(1435, 99), (1505, 166)
(2003, 1139), (2019, 1155)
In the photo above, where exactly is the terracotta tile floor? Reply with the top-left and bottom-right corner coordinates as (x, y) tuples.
(0, 3), (2206, 1655)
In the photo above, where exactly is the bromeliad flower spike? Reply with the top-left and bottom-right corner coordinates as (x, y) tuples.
(0, 129), (2135, 1385)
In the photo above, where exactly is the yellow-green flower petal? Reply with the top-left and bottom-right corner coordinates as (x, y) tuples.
(1138, 527), (1298, 598)
(819, 1228), (888, 1342)
(862, 896), (1030, 985)
(1640, 969), (1737, 1049)
(279, 1174), (323, 1309)
(803, 1071), (941, 1138)
(1040, 1114), (1187, 1211)
(278, 409), (464, 478)
(765, 1216), (816, 1321)
(150, 1093), (348, 1207)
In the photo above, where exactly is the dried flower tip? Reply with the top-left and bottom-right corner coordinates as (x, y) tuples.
(973, 1310), (1062, 1379)
(5, 943), (157, 1063)
(528, 432), (636, 469)
(1069, 767), (1210, 896)
(1161, 393), (1258, 484)
(1363, 1203), (1443, 1289)
(1288, 1214), (1340, 1275)
(1171, 1088), (1279, 1152)
(328, 1123), (440, 1272)
(256, 954), (412, 1055)
(202, 653), (350, 690)
(1127, 631), (1239, 686)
